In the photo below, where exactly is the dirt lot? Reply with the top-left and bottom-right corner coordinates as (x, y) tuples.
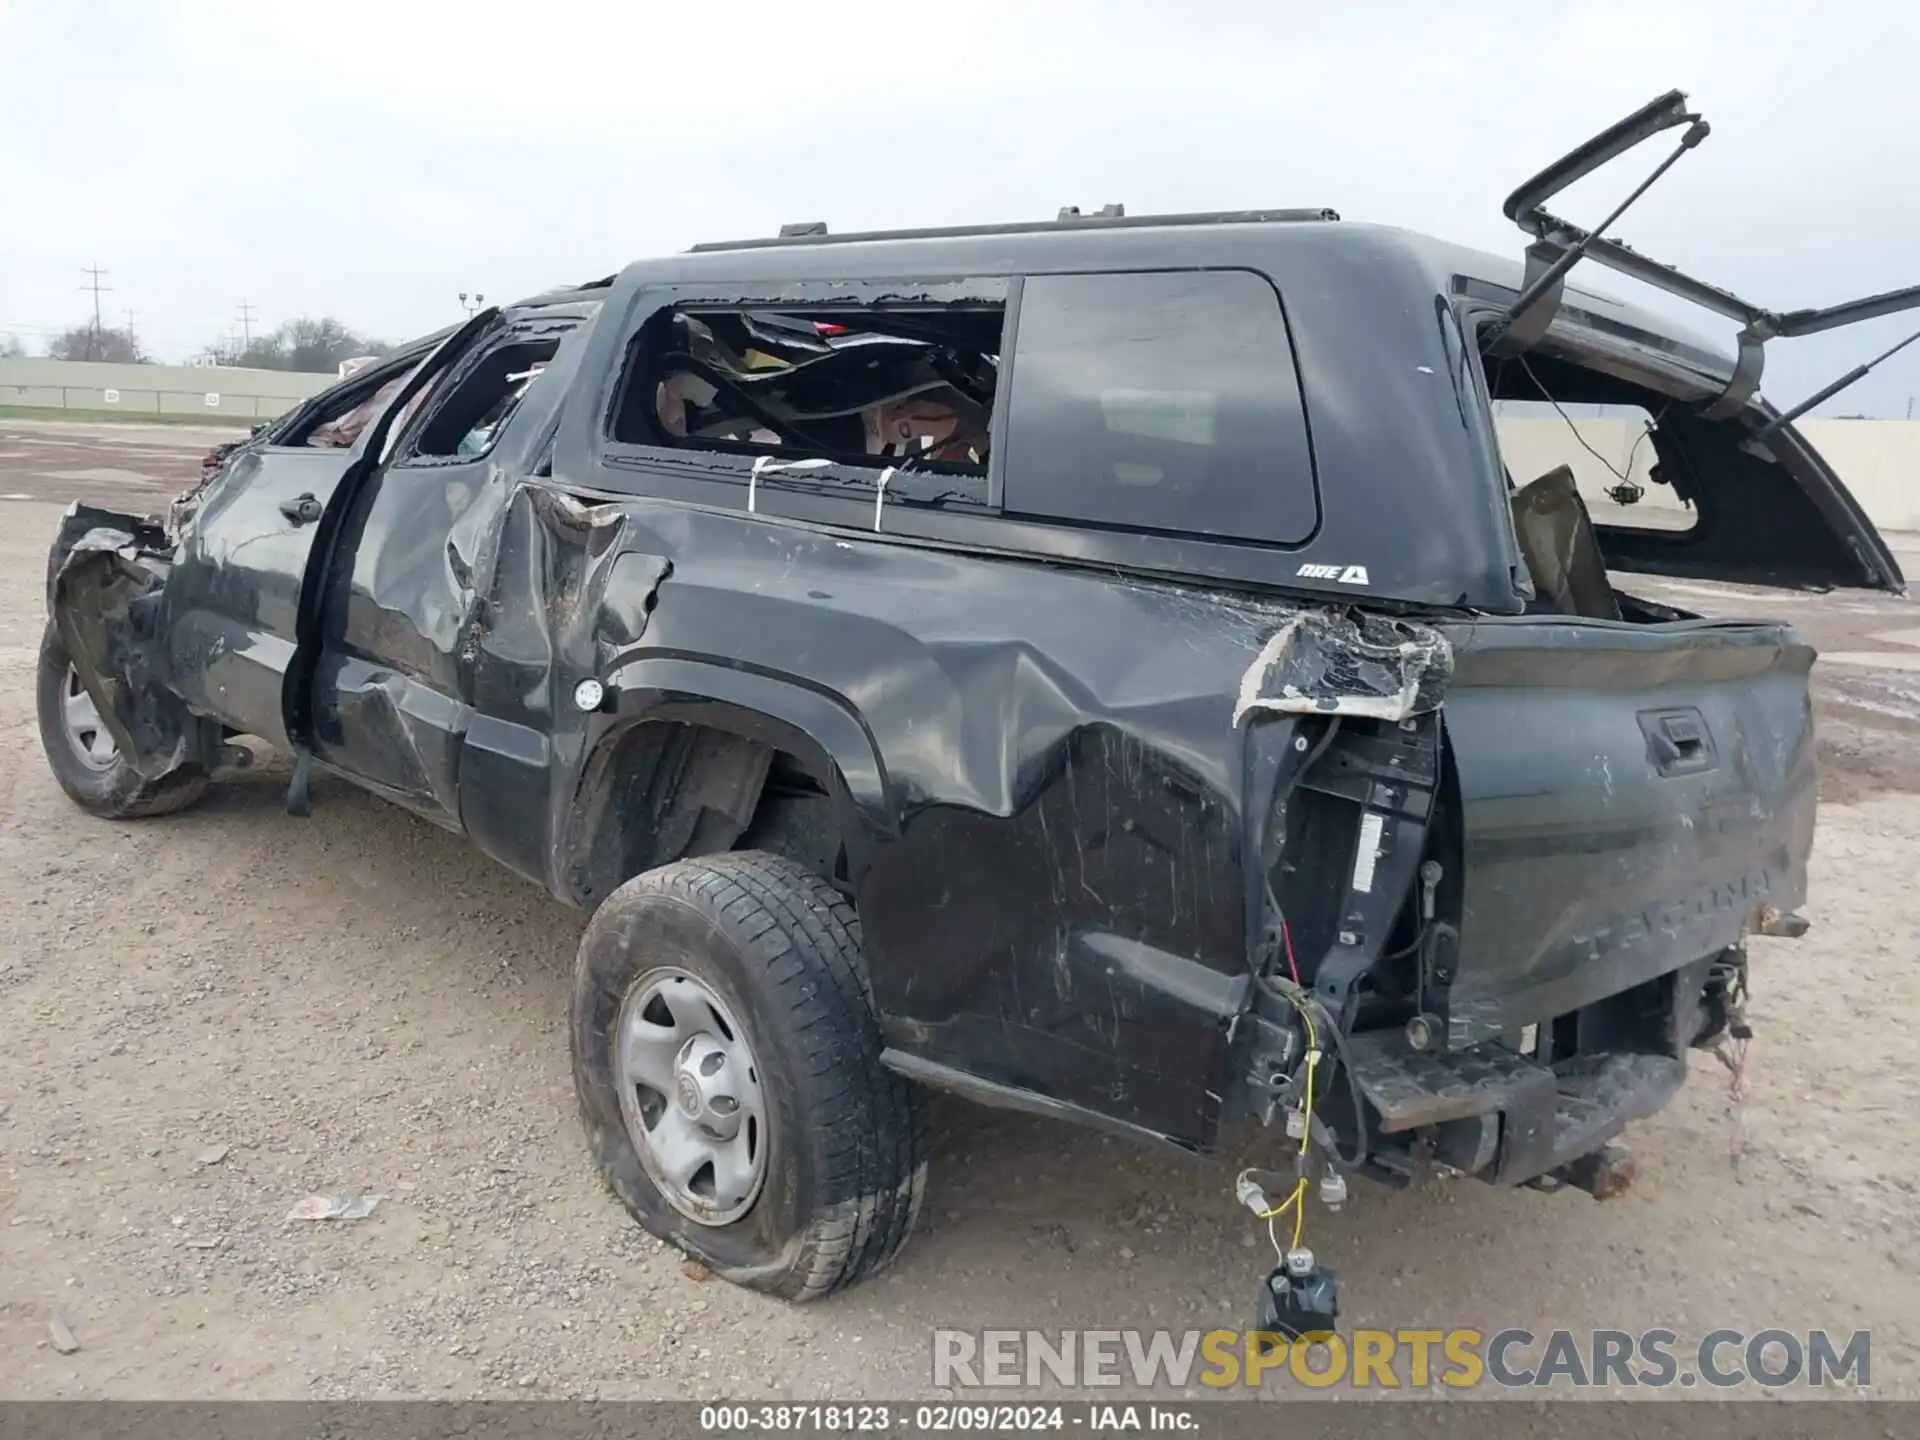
(3, 420), (1920, 1400)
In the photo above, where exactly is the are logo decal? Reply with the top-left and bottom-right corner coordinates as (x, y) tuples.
(1295, 563), (1370, 585)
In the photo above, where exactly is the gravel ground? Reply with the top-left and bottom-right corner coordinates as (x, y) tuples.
(3, 423), (1920, 1401)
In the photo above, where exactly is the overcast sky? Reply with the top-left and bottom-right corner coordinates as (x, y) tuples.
(2, 0), (1917, 415)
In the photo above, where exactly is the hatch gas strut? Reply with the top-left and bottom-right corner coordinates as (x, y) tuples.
(1491, 88), (1920, 420)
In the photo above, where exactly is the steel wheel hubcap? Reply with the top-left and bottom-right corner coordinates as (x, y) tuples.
(61, 665), (118, 770)
(616, 968), (767, 1227)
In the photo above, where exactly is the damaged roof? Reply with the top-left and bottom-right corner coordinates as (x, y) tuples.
(489, 221), (1735, 415)
(616, 218), (1737, 389)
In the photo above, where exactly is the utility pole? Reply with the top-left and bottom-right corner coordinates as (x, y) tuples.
(80, 264), (111, 361)
(122, 309), (138, 356)
(237, 300), (257, 352)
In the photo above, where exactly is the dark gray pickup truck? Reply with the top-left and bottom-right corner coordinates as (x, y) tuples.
(37, 92), (1915, 1317)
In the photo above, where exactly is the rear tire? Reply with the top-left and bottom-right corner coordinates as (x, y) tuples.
(35, 620), (208, 819)
(572, 850), (927, 1301)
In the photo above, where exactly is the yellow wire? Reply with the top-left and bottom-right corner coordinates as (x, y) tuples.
(1293, 1038), (1318, 1249)
(1237, 983), (1326, 1260)
(1237, 1169), (1301, 1221)
(1265, 1178), (1306, 1260)
(1298, 1038), (1318, 1158)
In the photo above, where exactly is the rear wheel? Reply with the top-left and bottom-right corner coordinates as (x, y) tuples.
(36, 620), (208, 819)
(571, 850), (926, 1301)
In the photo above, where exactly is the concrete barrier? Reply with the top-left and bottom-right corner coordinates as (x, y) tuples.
(0, 358), (336, 422)
(1496, 417), (1920, 535)
(1797, 420), (1920, 532)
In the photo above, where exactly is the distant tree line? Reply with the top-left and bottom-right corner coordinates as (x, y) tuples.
(2, 317), (392, 372)
(41, 325), (148, 363)
(203, 317), (393, 372)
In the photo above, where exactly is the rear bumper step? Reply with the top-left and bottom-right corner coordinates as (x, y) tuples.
(1346, 1032), (1685, 1185)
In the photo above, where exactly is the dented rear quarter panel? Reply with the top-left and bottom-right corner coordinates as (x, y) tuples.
(452, 482), (1310, 1146)
(443, 476), (1817, 1155)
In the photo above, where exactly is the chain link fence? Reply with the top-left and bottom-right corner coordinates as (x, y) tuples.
(1, 382), (313, 421)
(0, 360), (337, 423)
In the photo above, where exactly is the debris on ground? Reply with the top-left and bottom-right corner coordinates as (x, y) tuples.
(6, 437), (1920, 1395)
(47, 1318), (80, 1355)
(195, 1144), (230, 1167)
(681, 1260), (712, 1283)
(286, 1192), (383, 1222)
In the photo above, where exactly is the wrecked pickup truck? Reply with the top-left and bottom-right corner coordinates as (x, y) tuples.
(38, 91), (1916, 1318)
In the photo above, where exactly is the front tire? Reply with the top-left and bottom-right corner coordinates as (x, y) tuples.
(572, 851), (926, 1301)
(35, 620), (208, 819)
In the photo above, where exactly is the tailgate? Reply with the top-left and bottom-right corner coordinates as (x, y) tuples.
(1436, 614), (1815, 1046)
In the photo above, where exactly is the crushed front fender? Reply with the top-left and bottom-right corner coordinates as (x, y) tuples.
(46, 503), (215, 781)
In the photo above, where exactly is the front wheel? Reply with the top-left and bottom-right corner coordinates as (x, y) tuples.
(35, 620), (208, 819)
(571, 850), (926, 1301)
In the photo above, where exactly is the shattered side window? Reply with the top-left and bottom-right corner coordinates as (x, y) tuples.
(1002, 270), (1319, 546)
(282, 356), (429, 450)
(403, 338), (565, 463)
(609, 303), (1003, 476)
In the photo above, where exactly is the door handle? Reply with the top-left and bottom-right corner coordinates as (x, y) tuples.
(1638, 707), (1716, 777)
(279, 493), (323, 526)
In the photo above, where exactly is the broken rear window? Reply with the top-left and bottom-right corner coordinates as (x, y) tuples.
(609, 303), (1003, 478)
(1491, 388), (1694, 534)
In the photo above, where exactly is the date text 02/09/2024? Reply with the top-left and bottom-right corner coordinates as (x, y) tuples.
(697, 1404), (1198, 1433)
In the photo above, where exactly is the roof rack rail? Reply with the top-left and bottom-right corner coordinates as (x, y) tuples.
(690, 207), (1339, 253)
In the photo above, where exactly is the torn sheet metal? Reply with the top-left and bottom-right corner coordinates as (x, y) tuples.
(469, 483), (673, 675)
(47, 504), (211, 780)
(1233, 608), (1453, 725)
(450, 480), (678, 889)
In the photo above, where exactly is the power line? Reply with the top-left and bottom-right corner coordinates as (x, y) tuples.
(237, 299), (257, 349)
(80, 264), (112, 360)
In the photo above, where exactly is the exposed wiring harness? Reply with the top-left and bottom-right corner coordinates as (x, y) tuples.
(1243, 715), (1370, 1222)
(1236, 983), (1318, 1260)
(1238, 713), (1400, 1259)
(1705, 958), (1753, 1168)
(1240, 927), (1371, 1259)
(1250, 965), (1370, 1171)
